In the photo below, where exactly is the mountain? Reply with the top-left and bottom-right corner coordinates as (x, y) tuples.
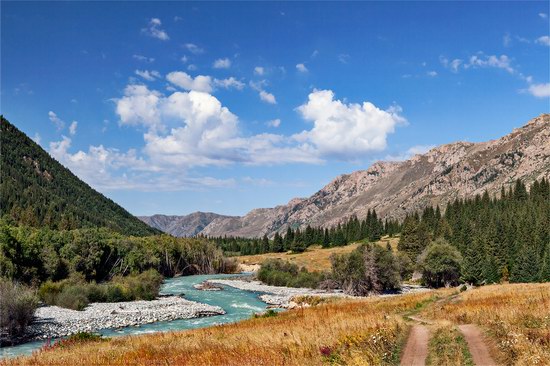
(0, 116), (158, 236)
(138, 212), (235, 237)
(194, 114), (549, 238)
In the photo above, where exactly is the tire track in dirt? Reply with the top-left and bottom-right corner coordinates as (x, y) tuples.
(400, 325), (430, 366)
(458, 324), (497, 366)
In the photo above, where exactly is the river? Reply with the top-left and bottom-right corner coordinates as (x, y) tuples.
(1, 273), (269, 359)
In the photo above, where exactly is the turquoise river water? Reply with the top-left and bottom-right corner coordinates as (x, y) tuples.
(1, 273), (269, 359)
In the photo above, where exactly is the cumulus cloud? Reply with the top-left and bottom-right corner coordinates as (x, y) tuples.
(69, 121), (78, 136)
(295, 89), (406, 158)
(250, 80), (277, 104)
(213, 58), (231, 69)
(259, 90), (277, 104)
(142, 18), (169, 41)
(135, 69), (161, 81)
(266, 119), (281, 128)
(213, 77), (245, 90)
(536, 35), (550, 46)
(184, 43), (204, 55)
(296, 63), (308, 73)
(166, 71), (213, 93)
(527, 83), (550, 97)
(63, 83), (405, 191)
(540, 13), (548, 19)
(254, 66), (265, 75)
(427, 71), (438, 77)
(48, 111), (65, 130)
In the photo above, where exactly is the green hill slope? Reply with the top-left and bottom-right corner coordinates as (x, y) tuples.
(0, 116), (158, 236)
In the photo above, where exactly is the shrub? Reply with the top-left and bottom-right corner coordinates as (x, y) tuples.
(37, 270), (164, 310)
(0, 278), (39, 342)
(418, 239), (463, 288)
(330, 244), (401, 296)
(257, 259), (324, 288)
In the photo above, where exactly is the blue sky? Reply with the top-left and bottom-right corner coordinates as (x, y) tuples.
(2, 1), (549, 217)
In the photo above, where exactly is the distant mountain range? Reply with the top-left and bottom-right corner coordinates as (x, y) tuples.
(0, 116), (158, 236)
(138, 212), (235, 237)
(141, 114), (550, 238)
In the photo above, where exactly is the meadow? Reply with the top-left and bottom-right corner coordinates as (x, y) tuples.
(5, 283), (548, 365)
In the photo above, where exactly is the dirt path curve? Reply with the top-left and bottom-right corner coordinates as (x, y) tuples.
(458, 324), (497, 366)
(400, 325), (430, 366)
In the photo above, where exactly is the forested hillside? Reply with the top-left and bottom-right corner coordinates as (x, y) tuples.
(0, 116), (158, 236)
(399, 179), (550, 283)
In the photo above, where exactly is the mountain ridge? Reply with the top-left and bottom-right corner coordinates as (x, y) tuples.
(0, 116), (159, 236)
(143, 114), (550, 238)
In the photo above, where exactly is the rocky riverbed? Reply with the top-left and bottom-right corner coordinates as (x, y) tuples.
(207, 279), (349, 308)
(207, 279), (431, 308)
(27, 296), (225, 340)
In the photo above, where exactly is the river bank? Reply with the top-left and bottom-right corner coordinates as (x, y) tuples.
(23, 296), (224, 342)
(208, 278), (431, 308)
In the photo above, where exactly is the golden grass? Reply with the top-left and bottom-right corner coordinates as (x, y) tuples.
(420, 283), (550, 366)
(4, 291), (442, 366)
(236, 236), (400, 272)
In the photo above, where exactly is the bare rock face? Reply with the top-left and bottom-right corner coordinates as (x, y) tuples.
(138, 212), (236, 237)
(149, 114), (550, 238)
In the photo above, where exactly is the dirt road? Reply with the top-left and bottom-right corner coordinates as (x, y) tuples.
(458, 324), (497, 366)
(400, 325), (430, 366)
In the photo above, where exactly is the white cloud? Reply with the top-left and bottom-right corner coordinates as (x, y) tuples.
(296, 63), (308, 73)
(213, 58), (231, 69)
(166, 71), (213, 93)
(527, 83), (550, 98)
(266, 119), (281, 128)
(427, 71), (437, 77)
(503, 33), (512, 47)
(48, 111), (65, 130)
(142, 18), (169, 41)
(181, 56), (188, 63)
(250, 80), (276, 104)
(259, 90), (277, 104)
(67, 84), (405, 191)
(465, 54), (515, 73)
(536, 35), (550, 46)
(254, 66), (265, 75)
(184, 43), (204, 55)
(115, 84), (163, 130)
(133, 54), (155, 63)
(439, 56), (463, 73)
(213, 77), (245, 90)
(69, 121), (78, 136)
(539, 13), (548, 19)
(295, 89), (406, 158)
(311, 50), (319, 58)
(338, 54), (350, 64)
(187, 64), (198, 71)
(135, 69), (161, 81)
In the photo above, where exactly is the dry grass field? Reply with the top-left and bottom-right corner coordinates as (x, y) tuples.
(236, 236), (400, 272)
(3, 282), (548, 365)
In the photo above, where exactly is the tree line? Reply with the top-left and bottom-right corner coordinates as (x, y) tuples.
(210, 209), (401, 255)
(398, 178), (550, 284)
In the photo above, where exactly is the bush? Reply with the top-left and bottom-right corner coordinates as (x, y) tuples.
(38, 270), (164, 310)
(330, 244), (401, 296)
(0, 278), (39, 342)
(257, 259), (324, 288)
(418, 239), (463, 288)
